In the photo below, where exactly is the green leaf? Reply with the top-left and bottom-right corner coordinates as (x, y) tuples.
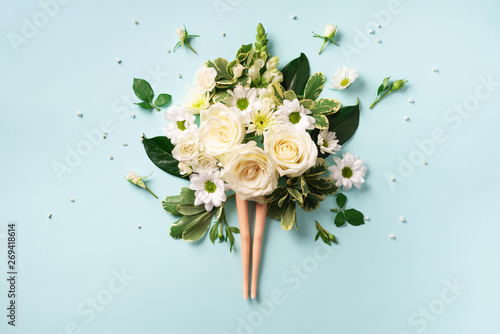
(236, 43), (253, 58)
(281, 201), (296, 230)
(278, 193), (289, 207)
(161, 195), (182, 215)
(209, 222), (219, 244)
(281, 53), (310, 95)
(312, 98), (341, 115)
(211, 58), (232, 80)
(180, 187), (196, 203)
(303, 72), (325, 101)
(177, 204), (206, 216)
(304, 158), (327, 178)
(336, 193), (347, 208)
(135, 101), (153, 109)
(133, 78), (154, 103)
(312, 114), (329, 129)
(265, 186), (287, 203)
(300, 99), (315, 110)
(226, 226), (235, 252)
(143, 136), (185, 179)
(236, 75), (251, 87)
(326, 99), (360, 145)
(300, 177), (309, 195)
(378, 76), (391, 96)
(213, 92), (229, 103)
(154, 94), (171, 107)
(307, 177), (338, 196)
(287, 187), (303, 204)
(334, 211), (346, 227)
(300, 192), (323, 212)
(229, 226), (240, 233)
(182, 211), (214, 241)
(344, 209), (365, 226)
(283, 90), (297, 101)
(271, 82), (284, 103)
(267, 194), (288, 219)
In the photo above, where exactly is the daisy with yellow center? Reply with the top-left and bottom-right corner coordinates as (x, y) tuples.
(247, 106), (279, 136)
(330, 65), (359, 90)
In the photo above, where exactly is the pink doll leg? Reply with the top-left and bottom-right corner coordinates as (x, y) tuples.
(251, 202), (267, 299)
(235, 194), (250, 299)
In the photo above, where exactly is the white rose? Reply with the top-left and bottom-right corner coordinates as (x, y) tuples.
(200, 102), (237, 122)
(264, 125), (318, 177)
(191, 154), (218, 174)
(125, 171), (142, 185)
(324, 24), (336, 38)
(178, 161), (193, 175)
(176, 27), (185, 40)
(194, 65), (217, 93)
(232, 64), (244, 78)
(199, 107), (245, 157)
(220, 142), (278, 203)
(172, 132), (202, 163)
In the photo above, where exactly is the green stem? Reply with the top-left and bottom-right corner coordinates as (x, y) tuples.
(152, 104), (160, 111)
(185, 41), (197, 54)
(319, 38), (328, 55)
(145, 186), (158, 199)
(370, 90), (391, 109)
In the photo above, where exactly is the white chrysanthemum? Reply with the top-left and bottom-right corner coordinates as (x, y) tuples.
(317, 130), (341, 155)
(189, 171), (228, 211)
(330, 65), (358, 90)
(247, 106), (279, 136)
(276, 99), (316, 131)
(162, 105), (197, 144)
(328, 152), (367, 190)
(184, 85), (209, 114)
(226, 86), (260, 124)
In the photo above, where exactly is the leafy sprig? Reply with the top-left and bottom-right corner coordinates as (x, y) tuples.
(331, 193), (364, 227)
(315, 221), (337, 245)
(133, 78), (171, 111)
(369, 77), (408, 109)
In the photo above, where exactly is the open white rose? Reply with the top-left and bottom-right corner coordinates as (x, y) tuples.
(172, 132), (202, 163)
(220, 142), (278, 203)
(264, 125), (318, 177)
(191, 154), (218, 174)
(199, 107), (245, 157)
(194, 65), (217, 93)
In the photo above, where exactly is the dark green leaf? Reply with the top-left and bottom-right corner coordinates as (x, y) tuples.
(154, 94), (171, 107)
(209, 222), (219, 244)
(226, 227), (235, 252)
(300, 192), (323, 212)
(229, 227), (240, 234)
(307, 177), (338, 196)
(303, 72), (325, 101)
(334, 211), (346, 227)
(326, 99), (360, 145)
(281, 53), (310, 95)
(345, 209), (365, 226)
(135, 101), (153, 109)
(133, 78), (154, 103)
(304, 158), (327, 178)
(287, 187), (303, 203)
(267, 197), (288, 219)
(143, 136), (185, 179)
(300, 177), (309, 195)
(336, 193), (347, 208)
(265, 186), (287, 203)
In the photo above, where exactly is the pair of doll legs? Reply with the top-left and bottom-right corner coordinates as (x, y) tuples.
(235, 194), (267, 300)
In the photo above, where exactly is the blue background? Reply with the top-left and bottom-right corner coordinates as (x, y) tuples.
(2, 0), (500, 333)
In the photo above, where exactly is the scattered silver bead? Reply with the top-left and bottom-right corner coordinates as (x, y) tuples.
(76, 111), (83, 117)
(123, 143), (128, 146)
(48, 213), (52, 219)
(133, 19), (138, 25)
(130, 112), (135, 118)
(140, 133), (144, 138)
(368, 29), (374, 34)
(177, 73), (182, 78)
(390, 176), (395, 182)
(103, 134), (107, 139)
(377, 24), (381, 28)
(423, 160), (427, 165)
(389, 234), (395, 239)
(364, 216), (370, 221)
(70, 197), (75, 202)
(137, 225), (142, 229)
(167, 49), (171, 53)
(433, 67), (438, 72)
(109, 155), (113, 160)
(115, 58), (122, 64)
(104, 131), (108, 135)
(291, 15), (297, 19)
(399, 216), (405, 222)
(221, 32), (226, 37)
(408, 98), (414, 103)
(375, 38), (381, 43)
(403, 116), (409, 121)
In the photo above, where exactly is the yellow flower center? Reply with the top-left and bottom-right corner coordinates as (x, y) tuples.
(205, 181), (217, 193)
(340, 78), (350, 87)
(237, 98), (249, 111)
(177, 121), (186, 131)
(289, 111), (301, 124)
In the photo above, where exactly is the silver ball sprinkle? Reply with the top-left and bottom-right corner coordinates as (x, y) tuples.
(390, 176), (395, 182)
(115, 58), (122, 64)
(133, 19), (138, 25)
(433, 67), (438, 72)
(291, 15), (297, 19)
(368, 29), (374, 34)
(399, 216), (405, 222)
(408, 98), (414, 103)
(177, 73), (182, 78)
(76, 111), (83, 117)
(48, 213), (52, 218)
(403, 116), (409, 121)
(376, 38), (381, 43)
(389, 234), (395, 239)
(70, 197), (75, 202)
(109, 155), (113, 160)
(130, 112), (135, 118)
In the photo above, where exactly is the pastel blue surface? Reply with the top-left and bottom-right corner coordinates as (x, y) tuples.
(2, 0), (500, 333)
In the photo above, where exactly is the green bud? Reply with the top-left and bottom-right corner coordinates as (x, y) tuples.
(218, 232), (223, 239)
(328, 234), (335, 241)
(257, 23), (265, 38)
(391, 79), (408, 91)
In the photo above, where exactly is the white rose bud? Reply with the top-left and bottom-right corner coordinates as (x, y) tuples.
(194, 65), (217, 93)
(264, 125), (318, 177)
(232, 64), (244, 78)
(324, 24), (337, 38)
(176, 27), (186, 40)
(220, 142), (278, 203)
(172, 132), (203, 163)
(126, 171), (143, 187)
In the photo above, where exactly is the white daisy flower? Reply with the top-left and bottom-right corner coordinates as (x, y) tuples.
(226, 86), (261, 123)
(317, 130), (341, 155)
(276, 99), (316, 131)
(183, 85), (209, 114)
(247, 106), (279, 136)
(162, 105), (197, 144)
(330, 65), (359, 90)
(189, 171), (228, 212)
(328, 152), (367, 190)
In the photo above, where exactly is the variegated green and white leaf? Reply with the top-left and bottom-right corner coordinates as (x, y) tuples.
(303, 72), (325, 101)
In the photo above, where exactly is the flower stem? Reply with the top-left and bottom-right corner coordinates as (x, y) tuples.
(369, 90), (391, 109)
(145, 186), (158, 199)
(185, 42), (197, 54)
(319, 38), (328, 55)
